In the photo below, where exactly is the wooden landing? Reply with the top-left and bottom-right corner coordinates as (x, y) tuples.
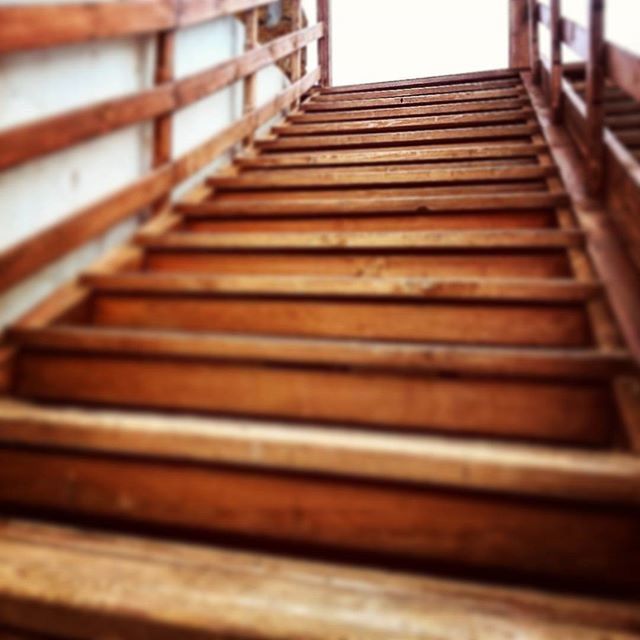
(1, 68), (640, 637)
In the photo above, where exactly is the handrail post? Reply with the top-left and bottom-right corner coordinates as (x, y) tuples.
(242, 8), (259, 146)
(317, 0), (331, 86)
(528, 0), (541, 84)
(152, 28), (175, 214)
(585, 0), (605, 196)
(291, 0), (303, 107)
(550, 0), (563, 123)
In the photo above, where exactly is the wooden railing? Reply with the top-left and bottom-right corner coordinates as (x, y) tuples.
(0, 0), (331, 294)
(530, 0), (640, 194)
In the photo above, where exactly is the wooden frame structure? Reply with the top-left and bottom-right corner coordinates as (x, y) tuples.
(0, 0), (329, 295)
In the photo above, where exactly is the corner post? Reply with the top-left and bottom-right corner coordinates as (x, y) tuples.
(585, 0), (606, 195)
(550, 0), (563, 123)
(509, 0), (531, 69)
(317, 0), (331, 86)
(528, 0), (541, 84)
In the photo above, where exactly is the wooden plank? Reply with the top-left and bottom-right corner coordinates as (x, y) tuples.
(585, 0), (605, 195)
(178, 191), (567, 217)
(325, 68), (520, 94)
(288, 98), (530, 123)
(0, 0), (274, 53)
(529, 0), (541, 83)
(303, 87), (527, 111)
(89, 292), (591, 347)
(317, 0), (331, 86)
(2, 398), (639, 505)
(1, 521), (640, 639)
(241, 7), (258, 147)
(550, 0), (563, 123)
(137, 228), (584, 251)
(236, 142), (545, 168)
(174, 68), (320, 181)
(81, 272), (600, 303)
(314, 79), (521, 102)
(0, 166), (173, 294)
(0, 86), (174, 172)
(210, 164), (555, 189)
(510, 0), (531, 68)
(14, 352), (613, 443)
(11, 326), (630, 380)
(257, 124), (539, 150)
(275, 109), (533, 135)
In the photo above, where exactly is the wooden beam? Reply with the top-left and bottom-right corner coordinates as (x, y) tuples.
(317, 0), (331, 86)
(528, 0), (541, 83)
(242, 7), (259, 147)
(550, 0), (563, 123)
(0, 0), (273, 53)
(585, 0), (605, 195)
(510, 0), (531, 69)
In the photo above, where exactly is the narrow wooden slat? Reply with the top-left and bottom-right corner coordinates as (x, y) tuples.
(317, 0), (331, 86)
(81, 272), (600, 303)
(0, 166), (173, 294)
(1, 520), (639, 640)
(11, 326), (630, 380)
(15, 351), (613, 443)
(176, 0), (272, 27)
(275, 109), (533, 135)
(137, 228), (583, 251)
(236, 142), (544, 168)
(325, 68), (520, 94)
(2, 398), (639, 505)
(210, 164), (555, 189)
(258, 124), (539, 151)
(550, 0), (563, 123)
(303, 87), (527, 111)
(314, 79), (521, 102)
(529, 0), (541, 83)
(289, 98), (529, 123)
(178, 191), (567, 217)
(173, 67), (319, 181)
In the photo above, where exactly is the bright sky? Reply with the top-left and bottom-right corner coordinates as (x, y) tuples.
(324, 0), (640, 87)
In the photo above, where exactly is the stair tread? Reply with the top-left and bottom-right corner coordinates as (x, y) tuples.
(0, 397), (638, 504)
(2, 519), (639, 640)
(137, 228), (584, 250)
(81, 272), (601, 302)
(11, 325), (631, 380)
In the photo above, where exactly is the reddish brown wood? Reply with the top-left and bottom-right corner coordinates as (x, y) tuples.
(550, 0), (563, 123)
(528, 0), (541, 84)
(317, 0), (332, 86)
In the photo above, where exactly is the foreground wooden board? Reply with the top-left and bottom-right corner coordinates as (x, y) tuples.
(1, 520), (639, 639)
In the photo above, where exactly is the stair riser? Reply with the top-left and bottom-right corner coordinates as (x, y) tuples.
(88, 295), (592, 348)
(143, 251), (573, 279)
(185, 211), (558, 233)
(16, 353), (613, 443)
(0, 447), (637, 594)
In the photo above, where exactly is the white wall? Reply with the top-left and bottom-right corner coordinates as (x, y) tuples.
(0, 5), (291, 328)
(330, 0), (510, 87)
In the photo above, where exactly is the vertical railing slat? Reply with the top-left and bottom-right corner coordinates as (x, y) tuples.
(550, 0), (563, 123)
(528, 0), (541, 84)
(317, 0), (331, 86)
(585, 0), (605, 195)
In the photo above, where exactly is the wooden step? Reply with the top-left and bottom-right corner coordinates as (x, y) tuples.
(312, 78), (521, 102)
(303, 87), (526, 111)
(1, 519), (639, 639)
(257, 123), (539, 150)
(209, 164), (555, 190)
(11, 326), (617, 443)
(138, 230), (577, 278)
(85, 287), (592, 347)
(81, 272), (600, 303)
(289, 97), (530, 123)
(236, 142), (545, 168)
(274, 109), (533, 135)
(178, 191), (568, 217)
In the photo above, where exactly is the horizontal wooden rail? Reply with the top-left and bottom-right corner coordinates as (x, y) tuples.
(0, 24), (323, 172)
(0, 0), (274, 53)
(0, 68), (320, 294)
(536, 2), (640, 103)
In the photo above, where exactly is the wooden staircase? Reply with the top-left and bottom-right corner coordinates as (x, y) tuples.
(2, 68), (640, 638)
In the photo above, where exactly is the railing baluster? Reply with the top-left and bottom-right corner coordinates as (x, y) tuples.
(317, 0), (331, 86)
(243, 7), (259, 146)
(585, 0), (605, 195)
(528, 0), (541, 84)
(152, 29), (175, 215)
(291, 0), (303, 108)
(550, 0), (563, 123)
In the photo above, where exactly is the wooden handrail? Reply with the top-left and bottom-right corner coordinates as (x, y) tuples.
(0, 1), (325, 295)
(0, 0), (273, 53)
